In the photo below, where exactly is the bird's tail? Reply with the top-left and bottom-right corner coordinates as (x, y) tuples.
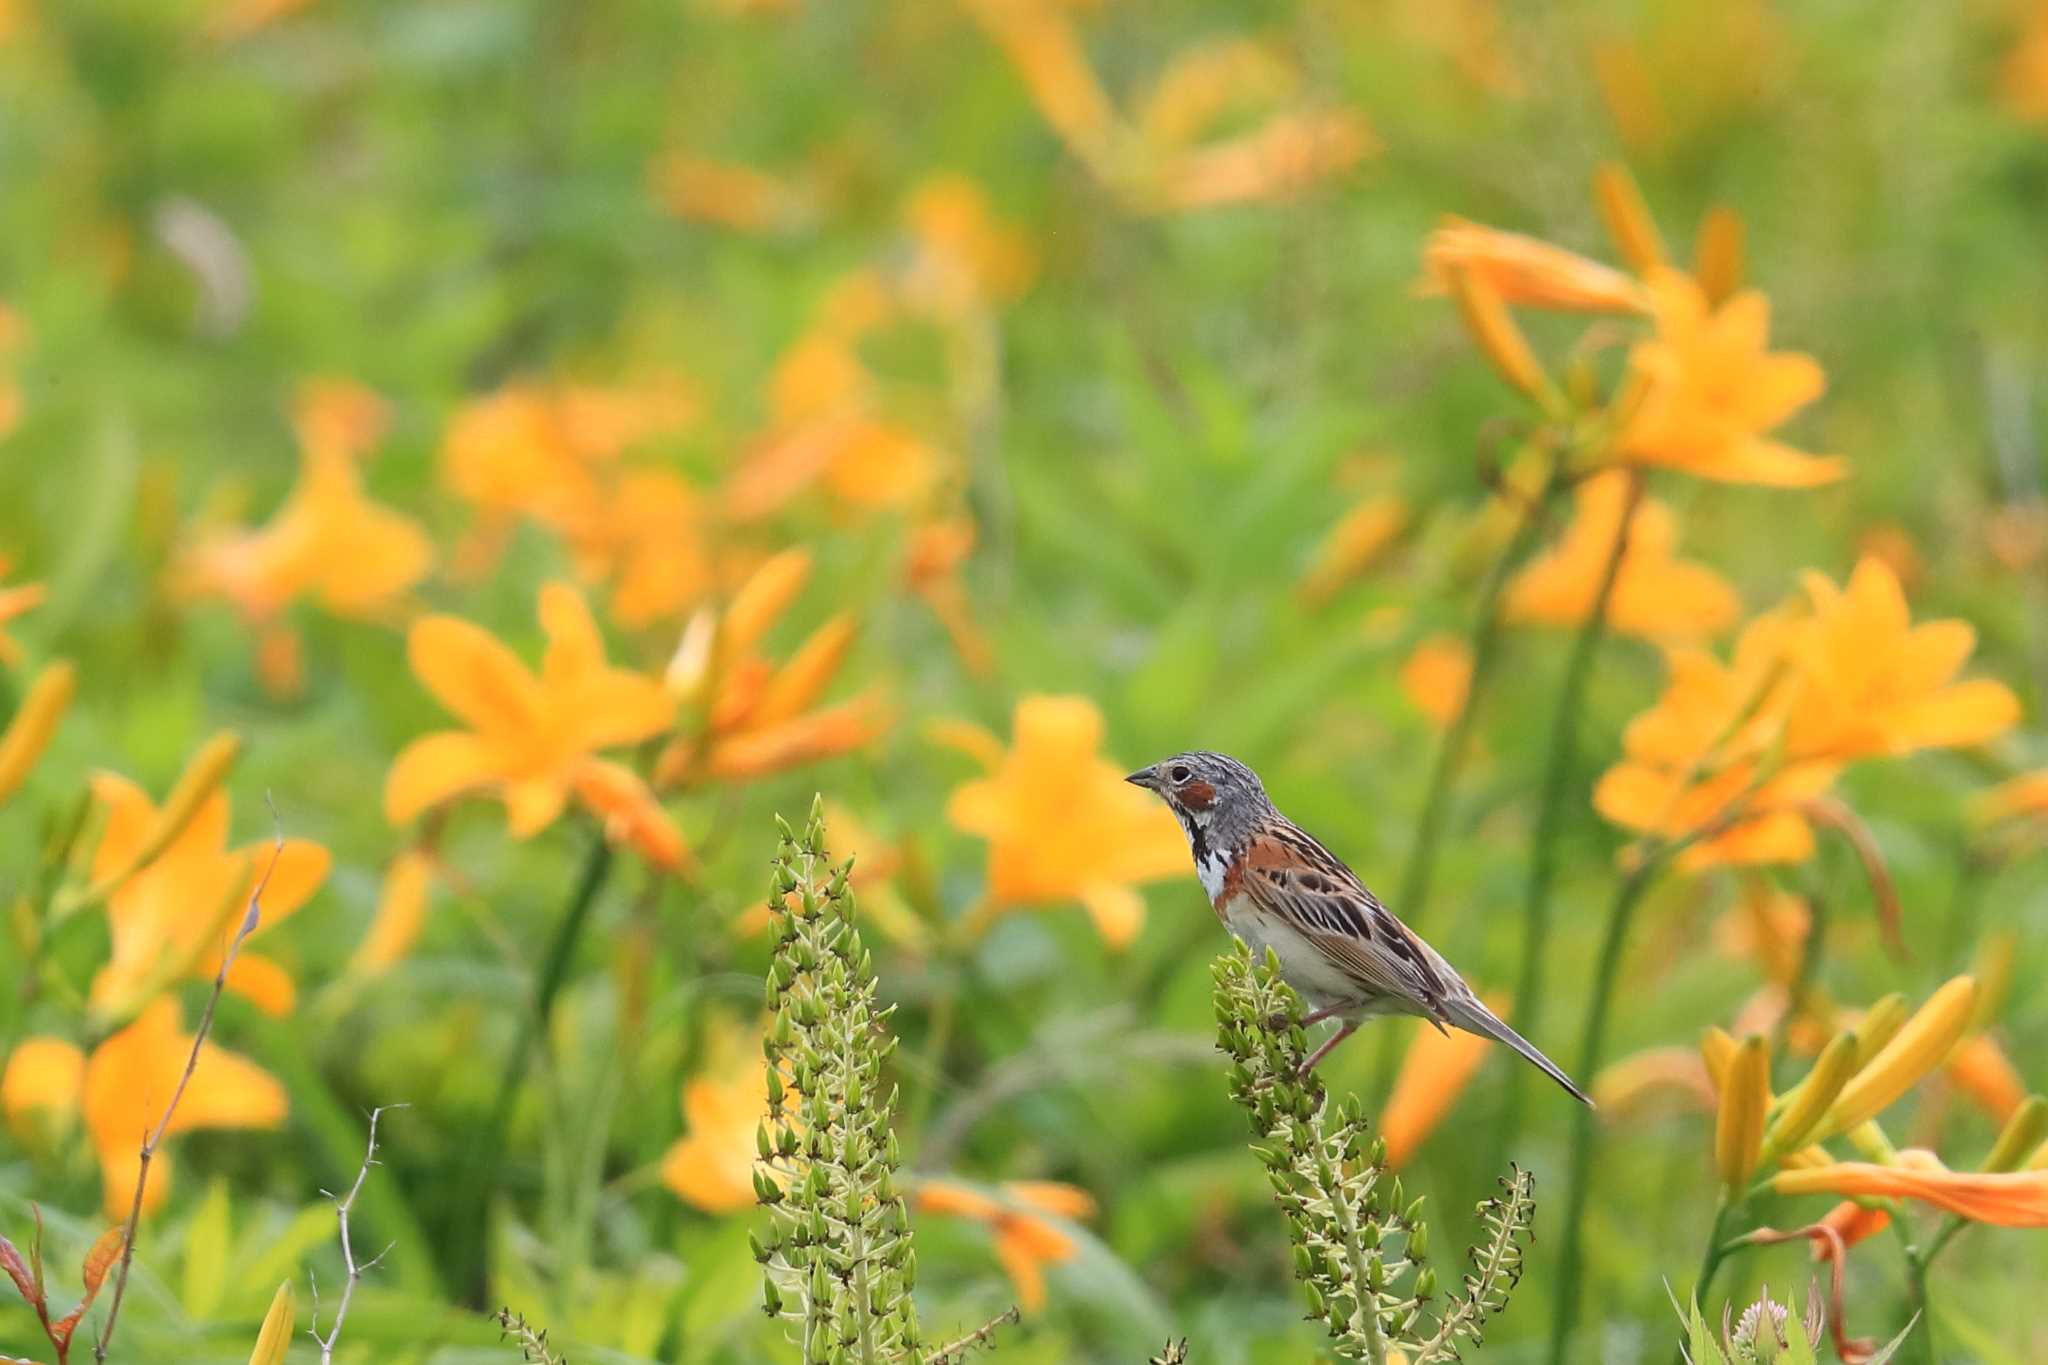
(1443, 995), (1594, 1107)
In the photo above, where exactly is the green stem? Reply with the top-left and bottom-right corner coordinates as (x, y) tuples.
(1369, 474), (1552, 1094)
(1670, 1200), (1741, 1365)
(447, 834), (615, 1302)
(1394, 488), (1553, 929)
(1508, 470), (1642, 1047)
(1893, 1215), (1966, 1365)
(1546, 851), (1661, 1365)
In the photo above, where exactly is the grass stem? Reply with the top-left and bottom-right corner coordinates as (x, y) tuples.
(1545, 847), (1659, 1365)
(446, 833), (614, 1302)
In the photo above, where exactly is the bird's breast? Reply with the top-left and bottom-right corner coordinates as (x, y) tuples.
(1218, 892), (1361, 1008)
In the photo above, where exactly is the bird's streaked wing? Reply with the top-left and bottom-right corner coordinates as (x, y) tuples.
(1238, 822), (1454, 1021)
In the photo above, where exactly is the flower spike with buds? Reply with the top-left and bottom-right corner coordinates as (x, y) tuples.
(757, 799), (925, 1363)
(1212, 942), (1535, 1363)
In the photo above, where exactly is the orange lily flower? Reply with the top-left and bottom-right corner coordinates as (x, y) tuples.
(661, 1018), (776, 1215)
(1775, 1154), (2048, 1227)
(649, 153), (808, 234)
(1136, 37), (1298, 153)
(385, 583), (686, 868)
(87, 774), (328, 1021)
(1617, 267), (1843, 487)
(348, 848), (437, 976)
(1144, 108), (1375, 215)
(291, 376), (389, 463)
(1399, 634), (1472, 732)
(1946, 1035), (2026, 1123)
(6, 1000), (286, 1217)
(905, 518), (993, 676)
(1710, 879), (1811, 985)
(943, 695), (1186, 948)
(900, 176), (1037, 319)
(2003, 2), (2048, 121)
(1, 1038), (85, 1145)
(1419, 217), (1649, 314)
(1505, 470), (1740, 640)
(1382, 1008), (1496, 1168)
(0, 302), (25, 440)
(1780, 557), (2020, 761)
(656, 551), (888, 786)
(726, 329), (947, 522)
(177, 456), (430, 667)
(1593, 603), (1834, 868)
(959, 0), (1124, 181)
(1596, 558), (2016, 868)
(1975, 770), (2048, 827)
(440, 378), (697, 575)
(566, 468), (715, 628)
(0, 552), (46, 668)
(1298, 493), (1407, 606)
(913, 1178), (1097, 1312)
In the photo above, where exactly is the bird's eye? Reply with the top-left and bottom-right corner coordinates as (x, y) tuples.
(1169, 764), (1192, 784)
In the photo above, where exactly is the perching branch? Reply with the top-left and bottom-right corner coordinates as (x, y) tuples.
(93, 802), (285, 1364)
(312, 1104), (404, 1362)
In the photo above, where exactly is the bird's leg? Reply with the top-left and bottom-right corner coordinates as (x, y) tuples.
(1296, 1020), (1359, 1079)
(1266, 1004), (1347, 1031)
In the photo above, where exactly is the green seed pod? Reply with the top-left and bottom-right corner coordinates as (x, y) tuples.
(757, 1123), (773, 1161)
(1416, 1266), (1437, 1300)
(761, 1276), (782, 1315)
(1293, 1244), (1314, 1278)
(1303, 1281), (1326, 1319)
(1408, 1222), (1428, 1259)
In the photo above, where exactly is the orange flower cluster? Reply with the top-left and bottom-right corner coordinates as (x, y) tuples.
(960, 5), (1373, 214)
(176, 379), (432, 694)
(656, 549), (889, 786)
(440, 376), (704, 623)
(1596, 556), (2019, 868)
(386, 583), (688, 869)
(1425, 163), (1838, 489)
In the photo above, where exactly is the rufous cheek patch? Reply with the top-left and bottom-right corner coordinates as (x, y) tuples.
(1180, 780), (1217, 810)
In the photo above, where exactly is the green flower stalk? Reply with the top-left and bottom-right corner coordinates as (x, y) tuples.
(1213, 943), (1536, 1364)
(757, 800), (923, 1364)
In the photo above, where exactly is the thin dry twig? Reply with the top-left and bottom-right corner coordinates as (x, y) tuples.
(922, 1305), (1020, 1364)
(93, 799), (286, 1363)
(311, 1104), (404, 1363)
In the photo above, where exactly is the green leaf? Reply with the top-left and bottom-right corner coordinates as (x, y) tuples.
(1861, 1314), (1921, 1365)
(1686, 1296), (1729, 1365)
(180, 1177), (232, 1320)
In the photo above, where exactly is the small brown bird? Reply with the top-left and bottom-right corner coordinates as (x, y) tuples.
(1128, 750), (1591, 1105)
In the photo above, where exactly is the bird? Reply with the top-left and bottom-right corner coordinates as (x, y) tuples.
(1126, 750), (1592, 1105)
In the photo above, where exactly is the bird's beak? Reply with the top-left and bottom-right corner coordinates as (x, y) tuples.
(1124, 766), (1157, 790)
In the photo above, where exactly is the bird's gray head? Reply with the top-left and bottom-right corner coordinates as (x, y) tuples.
(1124, 750), (1274, 853)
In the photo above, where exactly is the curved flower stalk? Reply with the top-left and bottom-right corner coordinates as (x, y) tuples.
(1212, 943), (1535, 1363)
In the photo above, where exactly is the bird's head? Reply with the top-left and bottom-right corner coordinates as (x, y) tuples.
(1125, 750), (1271, 844)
